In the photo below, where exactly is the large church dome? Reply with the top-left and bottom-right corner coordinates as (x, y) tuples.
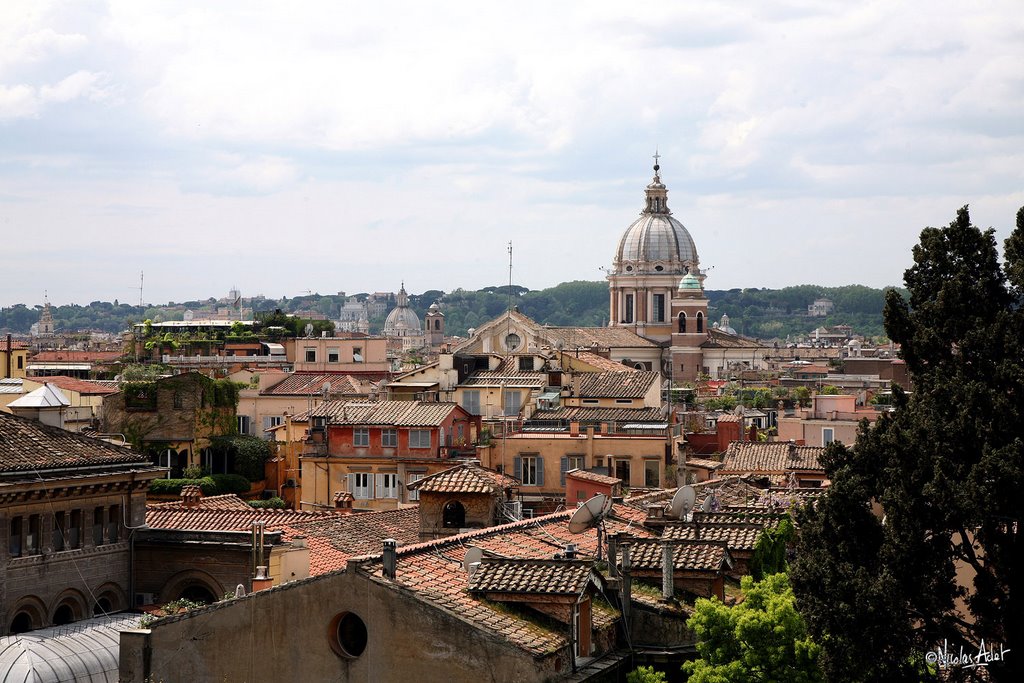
(383, 283), (422, 337)
(612, 164), (698, 275)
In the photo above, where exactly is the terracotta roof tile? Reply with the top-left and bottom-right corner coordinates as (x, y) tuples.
(297, 400), (461, 426)
(528, 406), (664, 423)
(459, 371), (546, 388)
(567, 351), (637, 372)
(542, 327), (660, 349)
(144, 506), (335, 534)
(24, 376), (119, 396)
(289, 507), (421, 574)
(626, 538), (731, 572)
(684, 457), (724, 470)
(467, 558), (592, 596)
(661, 523), (763, 551)
(408, 464), (519, 494)
(566, 469), (621, 486)
(261, 372), (377, 396)
(574, 371), (659, 399)
(0, 412), (151, 473)
(147, 494), (253, 511)
(720, 442), (825, 473)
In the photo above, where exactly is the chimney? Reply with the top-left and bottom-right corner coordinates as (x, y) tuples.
(607, 534), (619, 578)
(564, 543), (577, 560)
(569, 421), (580, 437)
(619, 542), (632, 622)
(661, 543), (674, 601)
(251, 565), (273, 592)
(382, 538), (397, 580)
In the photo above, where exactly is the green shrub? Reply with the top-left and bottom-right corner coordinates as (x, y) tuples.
(209, 435), (271, 481)
(148, 477), (217, 496)
(248, 497), (285, 509)
(211, 473), (251, 494)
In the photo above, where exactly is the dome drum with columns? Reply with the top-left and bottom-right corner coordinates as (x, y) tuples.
(608, 159), (711, 381)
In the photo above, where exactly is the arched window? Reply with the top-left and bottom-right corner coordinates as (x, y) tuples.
(442, 500), (466, 529)
(696, 312), (704, 333)
(434, 319), (440, 330)
(678, 312), (687, 333)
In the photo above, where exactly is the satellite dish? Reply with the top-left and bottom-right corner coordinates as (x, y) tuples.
(304, 323), (314, 336)
(463, 546), (483, 574)
(670, 486), (697, 519)
(701, 494), (714, 513)
(568, 494), (608, 534)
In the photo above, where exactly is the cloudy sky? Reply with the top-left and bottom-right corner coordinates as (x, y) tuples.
(2, 1), (1022, 307)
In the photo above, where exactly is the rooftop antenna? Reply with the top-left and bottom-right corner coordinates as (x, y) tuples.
(568, 493), (613, 561)
(139, 270), (144, 308)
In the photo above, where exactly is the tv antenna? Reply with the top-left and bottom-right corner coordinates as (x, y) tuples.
(669, 485), (697, 521)
(568, 493), (613, 561)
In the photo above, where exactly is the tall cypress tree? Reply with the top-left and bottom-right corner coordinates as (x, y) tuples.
(791, 206), (1024, 682)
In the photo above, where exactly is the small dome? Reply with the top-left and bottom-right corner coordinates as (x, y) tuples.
(383, 283), (422, 337)
(678, 270), (702, 291)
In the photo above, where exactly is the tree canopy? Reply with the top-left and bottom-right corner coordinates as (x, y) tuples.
(791, 206), (1024, 682)
(683, 573), (823, 683)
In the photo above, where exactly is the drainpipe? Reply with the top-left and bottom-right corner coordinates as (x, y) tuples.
(4, 334), (10, 378)
(607, 533), (618, 578)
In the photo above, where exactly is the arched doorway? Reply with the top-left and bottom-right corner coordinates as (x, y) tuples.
(179, 584), (217, 605)
(442, 500), (466, 529)
(10, 611), (34, 634)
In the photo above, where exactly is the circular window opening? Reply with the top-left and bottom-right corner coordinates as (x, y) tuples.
(625, 266), (633, 272)
(10, 612), (33, 634)
(655, 265), (664, 271)
(504, 333), (521, 351)
(53, 604), (75, 626)
(329, 611), (368, 658)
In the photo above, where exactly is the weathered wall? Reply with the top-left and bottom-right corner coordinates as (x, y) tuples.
(121, 568), (565, 683)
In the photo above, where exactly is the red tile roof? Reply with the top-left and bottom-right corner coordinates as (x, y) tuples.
(0, 340), (28, 351)
(528, 406), (665, 423)
(661, 523), (763, 551)
(147, 494), (253, 511)
(261, 372), (376, 396)
(298, 400), (463, 427)
(574, 371), (659, 399)
(627, 538), (732, 573)
(459, 371), (546, 388)
(24, 376), (119, 396)
(720, 442), (825, 473)
(0, 412), (151, 473)
(144, 506), (335, 535)
(566, 469), (621, 486)
(467, 558), (593, 596)
(408, 464), (519, 494)
(567, 351), (637, 372)
(288, 507), (422, 575)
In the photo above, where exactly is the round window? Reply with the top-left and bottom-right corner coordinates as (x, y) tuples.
(655, 265), (664, 271)
(625, 266), (633, 272)
(504, 333), (521, 351)
(329, 611), (368, 658)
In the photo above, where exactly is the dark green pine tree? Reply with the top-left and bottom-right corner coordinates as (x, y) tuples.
(790, 206), (1024, 683)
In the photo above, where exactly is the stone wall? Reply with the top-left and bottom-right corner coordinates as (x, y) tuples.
(121, 566), (565, 682)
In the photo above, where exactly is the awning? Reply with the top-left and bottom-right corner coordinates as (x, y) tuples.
(262, 342), (286, 356)
(622, 423), (668, 429)
(27, 363), (92, 371)
(538, 391), (560, 401)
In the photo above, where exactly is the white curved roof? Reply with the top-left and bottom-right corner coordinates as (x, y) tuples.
(0, 614), (139, 682)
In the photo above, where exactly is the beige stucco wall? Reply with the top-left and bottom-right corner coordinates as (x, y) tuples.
(120, 567), (564, 683)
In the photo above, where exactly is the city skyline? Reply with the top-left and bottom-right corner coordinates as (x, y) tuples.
(2, 1), (1022, 307)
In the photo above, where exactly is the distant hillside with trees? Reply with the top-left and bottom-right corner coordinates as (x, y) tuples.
(0, 282), (899, 340)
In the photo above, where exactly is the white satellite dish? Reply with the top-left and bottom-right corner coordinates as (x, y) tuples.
(670, 486), (697, 519)
(568, 494), (608, 534)
(463, 546), (483, 574)
(304, 323), (314, 336)
(701, 494), (714, 513)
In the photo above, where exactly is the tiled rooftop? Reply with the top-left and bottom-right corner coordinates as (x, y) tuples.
(467, 558), (593, 596)
(296, 400), (461, 426)
(542, 326), (660, 349)
(408, 464), (519, 494)
(528, 406), (665, 423)
(684, 457), (724, 470)
(261, 372), (376, 396)
(567, 351), (637, 373)
(288, 506), (422, 575)
(625, 538), (731, 573)
(566, 469), (621, 486)
(147, 493), (253, 511)
(24, 376), (119, 396)
(660, 523), (763, 551)
(720, 442), (825, 473)
(145, 506), (335, 536)
(28, 351), (122, 363)
(574, 371), (659, 399)
(700, 329), (761, 349)
(0, 412), (150, 473)
(459, 371), (546, 388)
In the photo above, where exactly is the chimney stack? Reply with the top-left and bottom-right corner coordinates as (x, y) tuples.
(564, 543), (577, 560)
(661, 543), (675, 601)
(251, 565), (273, 592)
(619, 542), (632, 622)
(382, 538), (397, 580)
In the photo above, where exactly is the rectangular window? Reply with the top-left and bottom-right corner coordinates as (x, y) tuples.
(376, 473), (399, 499)
(560, 454), (586, 485)
(93, 506), (105, 545)
(173, 390), (184, 409)
(462, 390), (481, 415)
(653, 294), (665, 323)
(823, 427), (835, 446)
(304, 347), (316, 362)
(582, 398), (600, 405)
(503, 390), (522, 416)
(9, 517), (22, 557)
(624, 294), (634, 324)
(409, 430), (431, 449)
(349, 472), (373, 499)
(327, 347), (340, 363)
(353, 347), (363, 363)
(53, 512), (66, 552)
(516, 455), (544, 487)
(108, 505), (120, 543)
(17, 356), (23, 369)
(382, 428), (398, 448)
(615, 398), (633, 405)
(26, 515), (40, 555)
(518, 356), (533, 371)
(353, 428), (370, 447)
(408, 473), (425, 501)
(644, 460), (660, 487)
(237, 415), (251, 435)
(69, 510), (82, 548)
(615, 459), (631, 486)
